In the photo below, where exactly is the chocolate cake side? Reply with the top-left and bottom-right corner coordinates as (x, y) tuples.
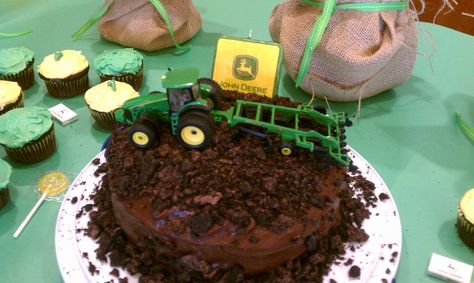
(84, 93), (376, 282)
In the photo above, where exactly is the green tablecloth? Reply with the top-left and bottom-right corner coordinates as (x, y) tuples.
(0, 0), (473, 282)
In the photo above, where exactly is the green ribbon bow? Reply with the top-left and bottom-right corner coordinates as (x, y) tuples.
(0, 29), (33, 38)
(295, 0), (409, 88)
(456, 113), (474, 142)
(72, 0), (113, 41)
(72, 0), (190, 53)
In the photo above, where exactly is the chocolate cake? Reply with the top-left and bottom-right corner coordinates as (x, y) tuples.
(85, 92), (377, 282)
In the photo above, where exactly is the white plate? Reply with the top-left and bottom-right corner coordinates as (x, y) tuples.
(54, 151), (132, 282)
(324, 149), (402, 282)
(55, 148), (402, 283)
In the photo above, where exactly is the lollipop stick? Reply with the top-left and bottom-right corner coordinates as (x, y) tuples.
(13, 192), (48, 238)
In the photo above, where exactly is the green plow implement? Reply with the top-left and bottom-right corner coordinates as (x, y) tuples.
(212, 100), (351, 166)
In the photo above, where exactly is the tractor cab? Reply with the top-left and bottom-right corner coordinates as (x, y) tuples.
(162, 68), (202, 112)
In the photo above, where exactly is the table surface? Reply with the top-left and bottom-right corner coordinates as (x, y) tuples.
(1, 0), (473, 282)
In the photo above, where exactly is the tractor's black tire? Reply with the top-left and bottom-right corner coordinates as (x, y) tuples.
(197, 78), (221, 110)
(128, 122), (157, 149)
(176, 112), (214, 150)
(180, 110), (215, 127)
(136, 113), (161, 132)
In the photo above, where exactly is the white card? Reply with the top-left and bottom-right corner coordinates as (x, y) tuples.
(427, 253), (473, 283)
(48, 103), (78, 126)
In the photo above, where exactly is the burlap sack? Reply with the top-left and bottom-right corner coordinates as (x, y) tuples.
(98, 0), (202, 52)
(270, 0), (417, 101)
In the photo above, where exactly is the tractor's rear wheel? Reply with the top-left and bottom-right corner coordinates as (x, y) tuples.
(128, 122), (157, 149)
(181, 110), (215, 127)
(197, 78), (221, 110)
(177, 112), (214, 150)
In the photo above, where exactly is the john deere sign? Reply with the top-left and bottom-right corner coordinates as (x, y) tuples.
(212, 37), (282, 98)
(233, 55), (258, 81)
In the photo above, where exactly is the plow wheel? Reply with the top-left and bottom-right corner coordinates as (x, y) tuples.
(280, 143), (294, 156)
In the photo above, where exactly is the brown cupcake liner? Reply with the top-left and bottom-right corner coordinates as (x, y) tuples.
(456, 209), (474, 249)
(0, 187), (10, 210)
(2, 124), (56, 164)
(0, 91), (24, 116)
(0, 60), (35, 89)
(39, 67), (89, 98)
(99, 65), (143, 91)
(87, 105), (117, 131)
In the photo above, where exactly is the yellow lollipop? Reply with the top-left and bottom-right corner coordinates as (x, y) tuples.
(13, 172), (69, 238)
(38, 172), (69, 197)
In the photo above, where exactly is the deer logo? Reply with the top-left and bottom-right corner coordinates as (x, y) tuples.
(232, 55), (258, 80)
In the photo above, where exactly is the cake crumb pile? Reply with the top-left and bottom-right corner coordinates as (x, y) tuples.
(78, 93), (381, 283)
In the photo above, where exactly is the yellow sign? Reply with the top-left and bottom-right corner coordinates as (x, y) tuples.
(212, 37), (282, 98)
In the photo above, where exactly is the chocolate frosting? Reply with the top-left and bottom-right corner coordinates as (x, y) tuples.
(110, 170), (343, 275)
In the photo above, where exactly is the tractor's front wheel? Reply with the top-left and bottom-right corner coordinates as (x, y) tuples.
(128, 122), (157, 149)
(177, 113), (214, 150)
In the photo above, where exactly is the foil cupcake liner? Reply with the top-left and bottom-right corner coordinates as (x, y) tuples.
(0, 60), (35, 89)
(99, 65), (143, 91)
(3, 124), (56, 164)
(0, 91), (24, 116)
(0, 187), (10, 210)
(39, 67), (89, 98)
(87, 105), (117, 131)
(456, 208), (474, 249)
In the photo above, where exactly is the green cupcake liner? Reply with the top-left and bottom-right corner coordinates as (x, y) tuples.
(99, 65), (143, 91)
(0, 60), (35, 90)
(2, 124), (56, 164)
(87, 105), (117, 131)
(456, 208), (474, 249)
(0, 187), (9, 210)
(39, 67), (89, 98)
(0, 91), (24, 116)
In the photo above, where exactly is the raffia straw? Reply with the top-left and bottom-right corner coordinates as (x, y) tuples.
(433, 0), (455, 23)
(323, 96), (332, 114)
(355, 81), (368, 120)
(407, 0), (436, 74)
(461, 12), (474, 19)
(307, 83), (316, 106)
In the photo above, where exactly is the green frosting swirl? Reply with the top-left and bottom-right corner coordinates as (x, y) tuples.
(0, 159), (12, 188)
(0, 47), (35, 75)
(0, 106), (53, 148)
(94, 48), (143, 76)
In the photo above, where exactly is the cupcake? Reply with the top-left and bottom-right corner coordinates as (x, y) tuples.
(0, 80), (24, 115)
(94, 48), (144, 90)
(38, 50), (89, 98)
(457, 189), (474, 249)
(0, 47), (35, 89)
(0, 159), (12, 209)
(0, 106), (56, 164)
(84, 80), (139, 130)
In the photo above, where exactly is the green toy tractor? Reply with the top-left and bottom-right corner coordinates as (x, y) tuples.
(114, 68), (221, 150)
(115, 68), (352, 166)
